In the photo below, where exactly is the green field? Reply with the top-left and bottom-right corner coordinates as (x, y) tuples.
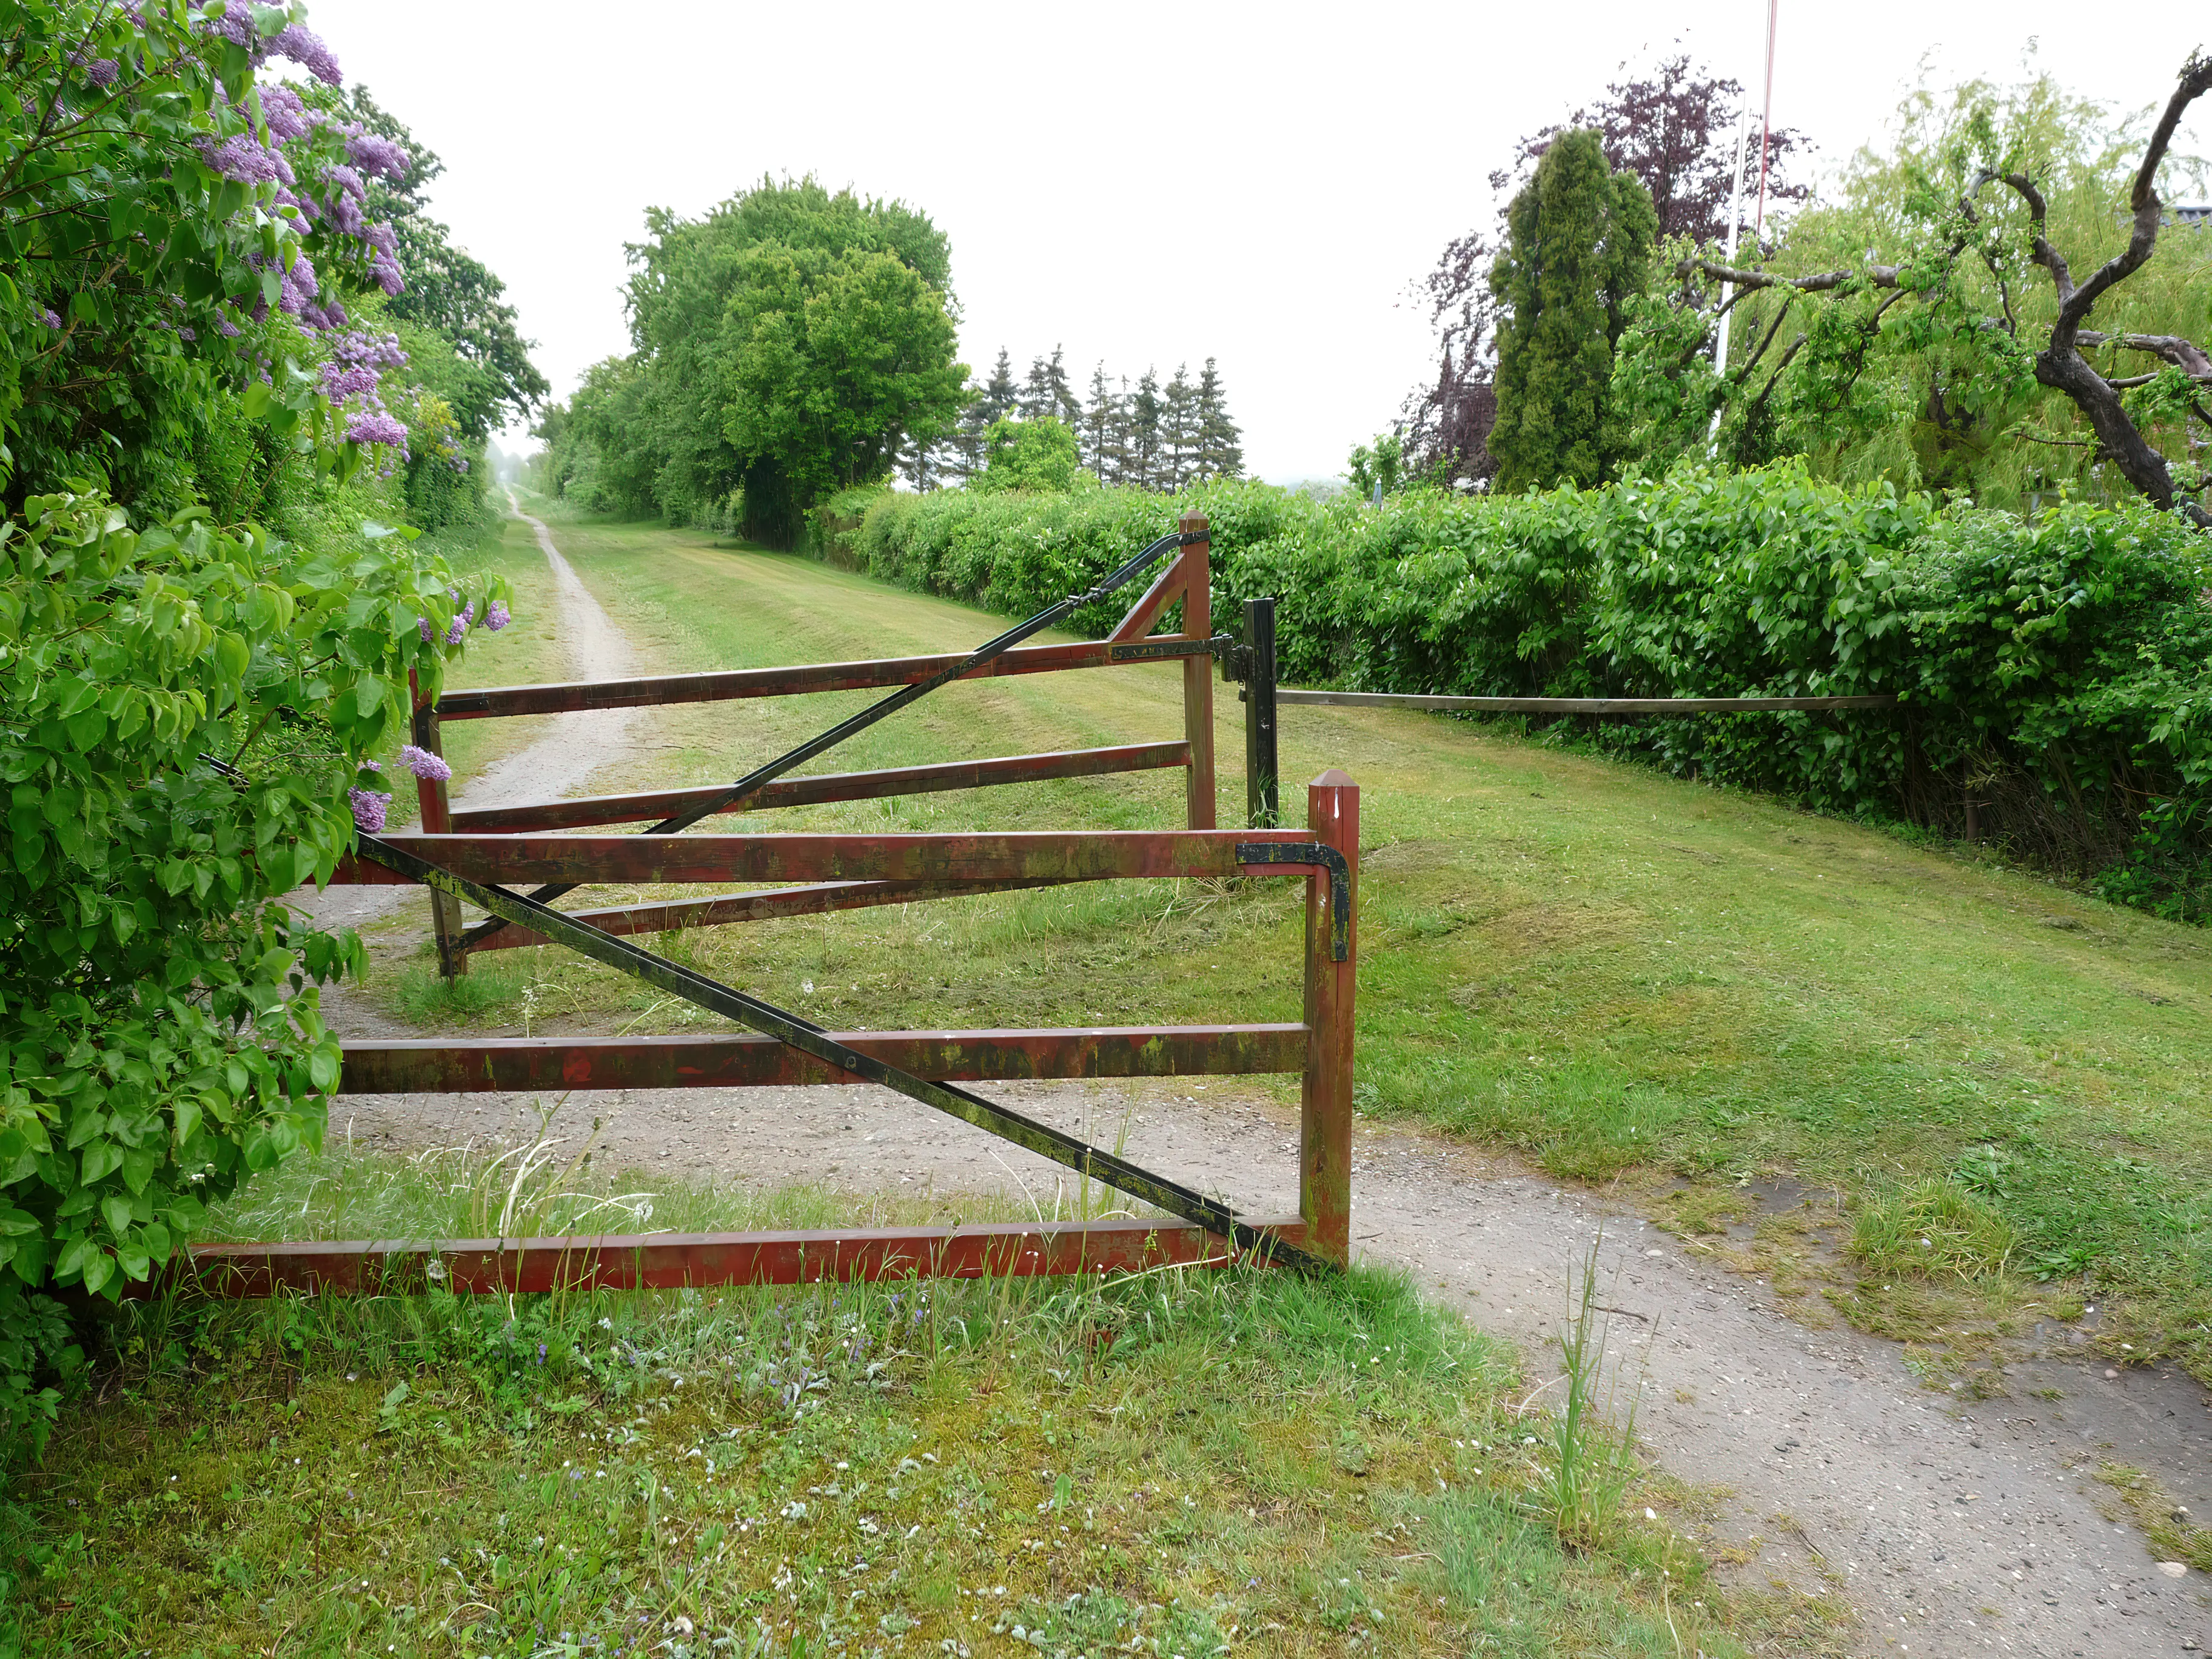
(389, 505), (2211, 1378)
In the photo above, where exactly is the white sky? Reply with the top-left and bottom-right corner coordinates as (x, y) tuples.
(298, 1), (2205, 482)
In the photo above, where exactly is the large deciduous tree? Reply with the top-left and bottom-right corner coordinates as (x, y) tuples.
(1487, 130), (1658, 492)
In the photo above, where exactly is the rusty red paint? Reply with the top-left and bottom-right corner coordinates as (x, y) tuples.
(434, 639), (1193, 723)
(449, 742), (1190, 835)
(1108, 560), (1188, 643)
(328, 827), (1314, 887)
(461, 877), (1071, 953)
(340, 1023), (1307, 1094)
(156, 1216), (1313, 1297)
(1299, 770), (1359, 1266)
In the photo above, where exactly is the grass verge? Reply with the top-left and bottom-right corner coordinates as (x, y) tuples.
(0, 1168), (1844, 1658)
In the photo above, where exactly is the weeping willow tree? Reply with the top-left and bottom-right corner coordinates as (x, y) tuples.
(1612, 55), (2212, 523)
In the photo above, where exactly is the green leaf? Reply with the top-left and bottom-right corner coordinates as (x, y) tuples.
(79, 1139), (122, 1185)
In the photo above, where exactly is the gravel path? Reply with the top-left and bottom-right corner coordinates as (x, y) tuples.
(311, 510), (2211, 1658)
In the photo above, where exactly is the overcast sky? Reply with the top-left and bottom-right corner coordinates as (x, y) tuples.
(297, 1), (2204, 482)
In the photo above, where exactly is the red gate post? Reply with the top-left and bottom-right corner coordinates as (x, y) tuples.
(409, 669), (468, 979)
(1178, 510), (1216, 831)
(1300, 769), (1358, 1264)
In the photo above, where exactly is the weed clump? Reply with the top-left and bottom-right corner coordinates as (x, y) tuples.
(1850, 1179), (2017, 1282)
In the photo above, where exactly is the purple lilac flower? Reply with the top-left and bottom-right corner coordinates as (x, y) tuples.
(84, 58), (118, 87)
(348, 789), (390, 833)
(199, 132), (284, 183)
(485, 598), (511, 633)
(40, 308), (60, 329)
(269, 23), (342, 85)
(256, 84), (313, 141)
(398, 744), (452, 781)
(345, 410), (408, 449)
(194, 4), (256, 48)
(417, 616), (432, 643)
(358, 758), (382, 773)
(443, 614), (468, 645)
(345, 131), (409, 181)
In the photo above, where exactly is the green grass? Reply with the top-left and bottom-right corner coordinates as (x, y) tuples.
(0, 1155), (1842, 1657)
(357, 512), (2212, 1379)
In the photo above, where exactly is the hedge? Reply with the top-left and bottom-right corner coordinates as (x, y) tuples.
(844, 468), (2211, 919)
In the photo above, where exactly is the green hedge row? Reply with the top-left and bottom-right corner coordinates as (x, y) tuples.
(845, 468), (2211, 919)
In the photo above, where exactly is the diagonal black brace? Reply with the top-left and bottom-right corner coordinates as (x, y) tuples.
(456, 529), (1199, 955)
(354, 831), (1330, 1275)
(1235, 842), (1351, 961)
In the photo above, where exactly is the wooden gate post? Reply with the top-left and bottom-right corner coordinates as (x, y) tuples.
(409, 669), (468, 979)
(1178, 510), (1216, 830)
(1300, 768), (1358, 1264)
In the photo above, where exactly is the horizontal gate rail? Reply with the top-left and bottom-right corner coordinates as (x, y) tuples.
(340, 1023), (1308, 1093)
(334, 826), (1319, 891)
(174, 1216), (1314, 1298)
(449, 741), (1190, 834)
(1273, 688), (1899, 716)
(432, 638), (1215, 722)
(455, 876), (1070, 953)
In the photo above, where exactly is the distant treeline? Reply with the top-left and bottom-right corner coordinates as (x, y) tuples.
(906, 348), (1242, 492)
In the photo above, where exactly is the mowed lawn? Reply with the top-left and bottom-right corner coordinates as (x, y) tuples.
(386, 506), (2211, 1376)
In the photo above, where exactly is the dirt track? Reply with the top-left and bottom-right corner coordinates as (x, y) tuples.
(307, 504), (2212, 1658)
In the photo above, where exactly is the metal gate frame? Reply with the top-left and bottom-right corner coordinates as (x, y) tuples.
(404, 511), (1224, 977)
(178, 517), (1361, 1296)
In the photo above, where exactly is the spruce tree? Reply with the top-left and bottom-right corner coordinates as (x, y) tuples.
(1486, 128), (1657, 492)
(1019, 353), (1055, 420)
(1161, 364), (1199, 491)
(1083, 363), (1122, 480)
(982, 348), (1019, 424)
(1043, 345), (1081, 425)
(1128, 369), (1162, 491)
(1193, 357), (1243, 480)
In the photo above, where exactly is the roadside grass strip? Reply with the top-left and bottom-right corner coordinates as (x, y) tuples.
(0, 1158), (1847, 1657)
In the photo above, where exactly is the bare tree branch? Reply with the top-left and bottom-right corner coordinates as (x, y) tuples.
(2076, 332), (2212, 381)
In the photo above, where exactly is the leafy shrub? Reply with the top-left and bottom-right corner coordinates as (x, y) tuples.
(0, 491), (506, 1456)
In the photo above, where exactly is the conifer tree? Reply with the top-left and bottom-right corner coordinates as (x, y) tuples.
(1193, 358), (1243, 480)
(1487, 129), (1657, 492)
(981, 348), (1019, 424)
(1019, 353), (1055, 420)
(1083, 363), (1123, 480)
(1128, 369), (1162, 491)
(1161, 364), (1199, 491)
(1043, 345), (1081, 424)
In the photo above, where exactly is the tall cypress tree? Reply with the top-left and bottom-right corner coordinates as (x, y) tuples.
(1193, 358), (1242, 480)
(1487, 128), (1657, 492)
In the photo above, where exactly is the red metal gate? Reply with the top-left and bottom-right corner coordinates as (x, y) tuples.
(183, 515), (1361, 1294)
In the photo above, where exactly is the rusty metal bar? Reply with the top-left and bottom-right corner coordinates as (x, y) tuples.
(432, 620), (1212, 722)
(1179, 513), (1216, 831)
(449, 742), (1190, 835)
(350, 832), (1334, 1273)
(1243, 596), (1279, 828)
(461, 877), (1069, 954)
(163, 1215), (1314, 1298)
(1108, 558), (1187, 642)
(407, 669), (468, 978)
(1300, 770), (1359, 1267)
(1275, 689), (1900, 714)
(349, 827), (1310, 888)
(340, 1023), (1308, 1094)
